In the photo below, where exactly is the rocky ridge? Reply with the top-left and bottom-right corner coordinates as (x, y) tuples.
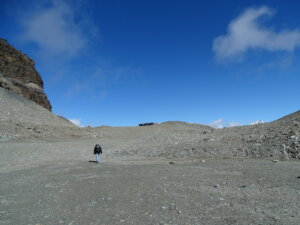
(0, 38), (51, 111)
(87, 112), (300, 160)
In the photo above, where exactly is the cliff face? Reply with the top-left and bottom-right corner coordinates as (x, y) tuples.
(0, 38), (52, 111)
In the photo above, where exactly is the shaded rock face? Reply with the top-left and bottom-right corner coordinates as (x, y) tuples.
(0, 38), (52, 111)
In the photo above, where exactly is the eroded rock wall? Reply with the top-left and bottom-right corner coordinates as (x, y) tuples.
(0, 38), (52, 111)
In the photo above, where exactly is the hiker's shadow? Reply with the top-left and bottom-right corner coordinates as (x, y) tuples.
(89, 160), (98, 164)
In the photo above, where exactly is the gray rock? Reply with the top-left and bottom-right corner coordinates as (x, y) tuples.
(0, 38), (52, 110)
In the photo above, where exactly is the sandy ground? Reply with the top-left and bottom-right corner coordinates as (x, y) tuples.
(1, 139), (299, 225)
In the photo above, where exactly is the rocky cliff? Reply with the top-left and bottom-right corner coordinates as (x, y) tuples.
(0, 38), (52, 111)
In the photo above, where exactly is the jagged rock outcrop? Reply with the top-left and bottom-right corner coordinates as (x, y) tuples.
(0, 38), (52, 111)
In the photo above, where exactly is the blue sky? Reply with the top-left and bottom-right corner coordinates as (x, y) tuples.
(1, 0), (299, 127)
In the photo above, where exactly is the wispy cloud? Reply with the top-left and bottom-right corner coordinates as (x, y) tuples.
(69, 118), (83, 127)
(64, 64), (142, 101)
(227, 122), (240, 127)
(210, 119), (240, 129)
(210, 119), (224, 129)
(20, 0), (97, 57)
(66, 82), (90, 97)
(213, 6), (300, 61)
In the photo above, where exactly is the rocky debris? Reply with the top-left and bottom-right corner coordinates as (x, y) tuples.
(0, 38), (51, 111)
(86, 111), (300, 160)
(207, 110), (300, 159)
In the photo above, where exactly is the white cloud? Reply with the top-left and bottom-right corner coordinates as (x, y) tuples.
(69, 118), (82, 127)
(210, 119), (240, 129)
(21, 0), (97, 56)
(213, 6), (300, 60)
(210, 118), (224, 129)
(227, 122), (240, 127)
(250, 120), (265, 125)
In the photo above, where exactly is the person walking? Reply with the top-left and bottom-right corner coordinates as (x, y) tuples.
(94, 144), (103, 163)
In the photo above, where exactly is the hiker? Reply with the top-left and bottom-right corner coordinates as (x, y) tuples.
(94, 144), (103, 163)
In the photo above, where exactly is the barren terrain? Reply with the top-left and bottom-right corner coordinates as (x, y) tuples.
(1, 87), (300, 225)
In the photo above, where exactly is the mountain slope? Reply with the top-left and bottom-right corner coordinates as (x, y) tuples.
(0, 87), (71, 126)
(0, 87), (94, 141)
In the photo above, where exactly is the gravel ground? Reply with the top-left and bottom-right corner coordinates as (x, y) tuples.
(0, 139), (300, 225)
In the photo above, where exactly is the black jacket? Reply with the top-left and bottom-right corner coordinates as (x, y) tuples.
(94, 145), (102, 154)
